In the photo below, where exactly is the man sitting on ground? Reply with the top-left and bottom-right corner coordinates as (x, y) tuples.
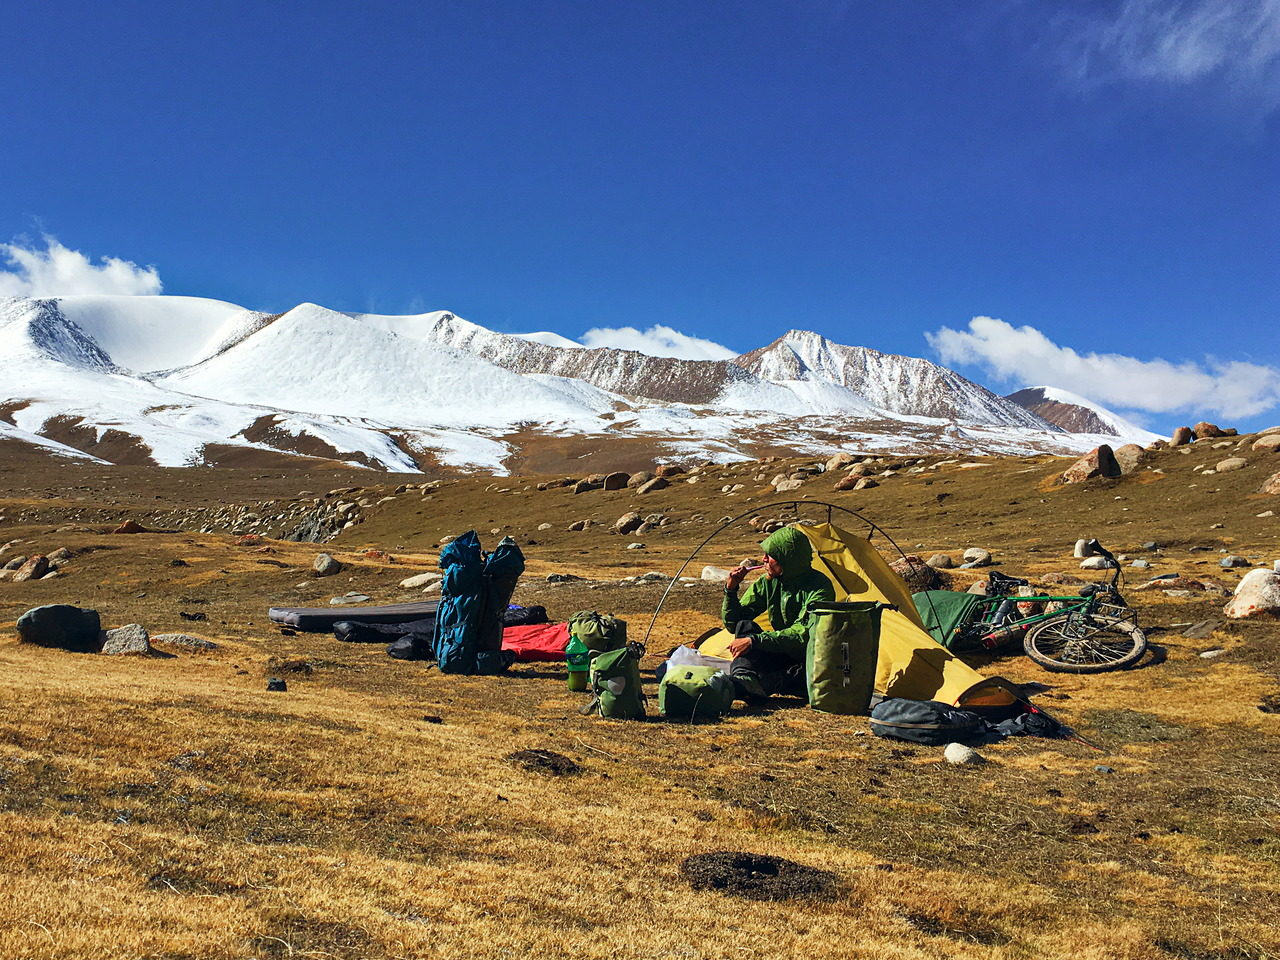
(722, 526), (835, 702)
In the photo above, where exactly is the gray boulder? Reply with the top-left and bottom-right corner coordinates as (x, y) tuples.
(152, 633), (218, 651)
(103, 624), (151, 656)
(1220, 555), (1251, 568)
(1215, 457), (1248, 473)
(16, 604), (102, 652)
(313, 553), (342, 576)
(1223, 570), (1280, 619)
(399, 572), (442, 589)
(614, 511), (643, 535)
(11, 556), (48, 582)
(926, 553), (955, 569)
(636, 477), (669, 494)
(962, 547), (992, 567)
(944, 743), (984, 765)
(1080, 556), (1112, 570)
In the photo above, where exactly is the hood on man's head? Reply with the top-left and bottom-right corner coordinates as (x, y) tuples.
(759, 526), (812, 580)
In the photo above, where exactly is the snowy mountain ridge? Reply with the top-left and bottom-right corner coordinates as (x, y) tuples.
(0, 295), (1153, 473)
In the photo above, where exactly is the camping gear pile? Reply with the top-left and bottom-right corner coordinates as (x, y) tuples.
(265, 512), (1077, 744)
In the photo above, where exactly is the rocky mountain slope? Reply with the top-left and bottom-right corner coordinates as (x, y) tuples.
(0, 295), (1155, 472)
(1005, 386), (1162, 444)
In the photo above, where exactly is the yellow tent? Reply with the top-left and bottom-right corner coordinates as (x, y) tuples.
(698, 521), (1014, 707)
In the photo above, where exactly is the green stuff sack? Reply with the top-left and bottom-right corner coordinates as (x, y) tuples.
(659, 666), (734, 721)
(805, 601), (889, 716)
(587, 643), (645, 719)
(568, 610), (628, 654)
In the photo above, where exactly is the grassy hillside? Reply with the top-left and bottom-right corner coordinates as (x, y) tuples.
(1, 438), (1277, 959)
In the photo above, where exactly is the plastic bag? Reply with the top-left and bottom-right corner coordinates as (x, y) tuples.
(665, 644), (732, 672)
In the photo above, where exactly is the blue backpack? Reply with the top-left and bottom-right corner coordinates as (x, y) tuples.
(434, 532), (524, 674)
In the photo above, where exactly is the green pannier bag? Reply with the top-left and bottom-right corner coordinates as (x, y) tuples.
(586, 642), (645, 719)
(658, 666), (734, 720)
(568, 610), (628, 654)
(805, 601), (890, 716)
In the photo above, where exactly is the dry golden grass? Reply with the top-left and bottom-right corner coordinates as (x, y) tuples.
(1, 441), (1278, 959)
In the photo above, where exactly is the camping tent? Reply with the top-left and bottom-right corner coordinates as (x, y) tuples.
(699, 521), (1014, 708)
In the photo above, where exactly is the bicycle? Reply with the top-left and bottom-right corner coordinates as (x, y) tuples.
(931, 540), (1147, 673)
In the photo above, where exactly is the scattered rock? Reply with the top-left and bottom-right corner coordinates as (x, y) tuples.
(626, 471), (655, 488)
(962, 547), (992, 567)
(152, 633), (218, 651)
(1215, 457), (1247, 473)
(944, 743), (984, 765)
(1080, 557), (1112, 570)
(102, 624), (151, 656)
(926, 553), (955, 569)
(421, 581), (442, 597)
(313, 553), (342, 576)
(702, 565), (731, 583)
(111, 519), (150, 534)
(572, 479), (602, 494)
(1170, 426), (1193, 446)
(1134, 576), (1205, 592)
(1062, 445), (1121, 483)
(1130, 559), (1151, 569)
(329, 592), (372, 605)
(614, 511), (643, 535)
(266, 677), (287, 692)
(1199, 648), (1226, 659)
(636, 477), (669, 494)
(536, 522), (553, 531)
(1113, 444), (1145, 474)
(399, 572), (442, 589)
(568, 519), (593, 532)
(1223, 569), (1280, 619)
(15, 604), (102, 652)
(1, 556), (25, 570)
(602, 471), (630, 491)
(11, 555), (49, 582)
(854, 478), (879, 490)
(832, 475), (860, 492)
(774, 478), (805, 493)
(655, 464), (685, 478)
(1094, 765), (1115, 775)
(626, 542), (646, 550)
(1259, 471), (1280, 496)
(1220, 556), (1251, 568)
(47, 547), (73, 562)
(507, 749), (581, 776)
(679, 851), (837, 901)
(825, 452), (857, 472)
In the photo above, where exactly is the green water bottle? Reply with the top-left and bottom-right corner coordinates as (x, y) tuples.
(565, 634), (590, 691)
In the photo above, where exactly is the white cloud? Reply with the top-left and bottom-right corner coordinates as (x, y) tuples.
(0, 237), (162, 297)
(578, 324), (737, 361)
(926, 316), (1280, 419)
(1060, 0), (1280, 104)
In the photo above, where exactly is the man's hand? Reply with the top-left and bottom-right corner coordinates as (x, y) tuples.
(728, 635), (753, 658)
(725, 564), (750, 591)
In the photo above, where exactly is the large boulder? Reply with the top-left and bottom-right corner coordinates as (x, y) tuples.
(1113, 444), (1144, 475)
(602, 471), (630, 491)
(832, 475), (860, 491)
(16, 605), (102, 652)
(636, 476), (669, 494)
(1260, 471), (1280, 496)
(1224, 569), (1280, 619)
(614, 511), (644, 535)
(399, 572), (442, 590)
(825, 452), (858, 472)
(11, 555), (49, 582)
(1252, 434), (1280, 453)
(1215, 457), (1247, 473)
(1193, 422), (1225, 440)
(1062, 445), (1121, 483)
(572, 478), (602, 494)
(313, 553), (342, 576)
(1171, 426), (1193, 446)
(774, 478), (805, 493)
(962, 547), (992, 567)
(926, 553), (955, 569)
(889, 555), (945, 591)
(102, 624), (151, 656)
(655, 464), (685, 478)
(626, 471), (655, 488)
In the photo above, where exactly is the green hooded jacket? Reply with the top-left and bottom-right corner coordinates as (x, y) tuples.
(721, 526), (835, 660)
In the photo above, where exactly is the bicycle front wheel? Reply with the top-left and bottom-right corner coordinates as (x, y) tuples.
(1023, 611), (1147, 673)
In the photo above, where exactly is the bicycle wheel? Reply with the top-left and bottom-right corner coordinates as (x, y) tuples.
(1023, 610), (1147, 673)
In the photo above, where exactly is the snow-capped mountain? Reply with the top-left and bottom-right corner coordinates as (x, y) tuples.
(0, 294), (1143, 473)
(1004, 387), (1162, 446)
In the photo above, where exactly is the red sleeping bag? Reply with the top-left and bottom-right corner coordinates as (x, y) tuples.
(501, 622), (570, 662)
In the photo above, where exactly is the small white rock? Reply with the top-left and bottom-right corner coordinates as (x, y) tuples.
(944, 742), (984, 765)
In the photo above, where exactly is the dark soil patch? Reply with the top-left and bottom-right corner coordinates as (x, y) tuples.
(507, 749), (582, 776)
(1257, 693), (1280, 714)
(1083, 708), (1195, 743)
(679, 851), (838, 901)
(906, 913), (1013, 946)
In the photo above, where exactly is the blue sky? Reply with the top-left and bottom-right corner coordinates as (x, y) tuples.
(2, 0), (1278, 431)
